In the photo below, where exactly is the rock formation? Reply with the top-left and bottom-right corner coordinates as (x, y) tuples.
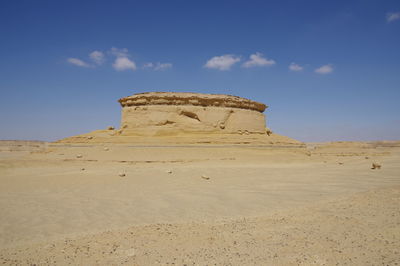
(118, 92), (267, 135)
(57, 91), (303, 146)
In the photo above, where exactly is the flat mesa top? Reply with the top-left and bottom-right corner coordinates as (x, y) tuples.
(118, 92), (267, 112)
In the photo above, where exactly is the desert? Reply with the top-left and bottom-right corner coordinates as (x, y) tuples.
(0, 92), (399, 265)
(2, 1), (400, 265)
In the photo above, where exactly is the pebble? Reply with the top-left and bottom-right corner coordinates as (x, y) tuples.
(371, 163), (381, 169)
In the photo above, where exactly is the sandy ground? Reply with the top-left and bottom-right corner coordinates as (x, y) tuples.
(0, 140), (399, 265)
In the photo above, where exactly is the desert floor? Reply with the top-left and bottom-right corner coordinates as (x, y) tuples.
(0, 140), (399, 265)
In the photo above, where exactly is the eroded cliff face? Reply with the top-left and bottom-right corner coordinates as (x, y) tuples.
(120, 105), (266, 136)
(118, 92), (267, 136)
(56, 92), (302, 146)
(118, 92), (267, 112)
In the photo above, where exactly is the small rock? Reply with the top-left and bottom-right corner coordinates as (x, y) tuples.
(118, 172), (126, 177)
(76, 154), (82, 158)
(104, 147), (109, 151)
(107, 126), (115, 130)
(81, 168), (85, 171)
(338, 162), (344, 165)
(87, 136), (93, 139)
(201, 175), (210, 180)
(244, 130), (249, 135)
(124, 248), (135, 257)
(371, 162), (381, 169)
(166, 170), (173, 174)
(365, 156), (369, 159)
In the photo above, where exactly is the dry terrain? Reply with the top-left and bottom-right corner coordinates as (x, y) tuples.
(0, 140), (399, 265)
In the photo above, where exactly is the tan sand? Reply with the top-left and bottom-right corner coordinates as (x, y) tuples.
(0, 140), (399, 265)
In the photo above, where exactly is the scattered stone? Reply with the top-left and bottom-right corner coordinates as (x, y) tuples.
(124, 248), (135, 257)
(244, 130), (249, 135)
(371, 163), (381, 170)
(365, 156), (369, 159)
(118, 172), (126, 177)
(266, 128), (273, 136)
(107, 126), (115, 130)
(81, 168), (85, 171)
(338, 162), (344, 165)
(201, 175), (210, 180)
(104, 147), (109, 151)
(166, 170), (173, 174)
(87, 136), (93, 139)
(76, 154), (82, 158)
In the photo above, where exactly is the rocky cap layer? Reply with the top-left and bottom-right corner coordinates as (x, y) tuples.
(118, 92), (267, 113)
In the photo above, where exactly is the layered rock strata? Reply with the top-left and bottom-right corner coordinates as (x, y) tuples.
(57, 91), (303, 146)
(118, 92), (268, 135)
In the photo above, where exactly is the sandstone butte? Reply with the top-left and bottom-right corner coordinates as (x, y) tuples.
(58, 92), (303, 146)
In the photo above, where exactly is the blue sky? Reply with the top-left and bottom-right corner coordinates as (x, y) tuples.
(0, 0), (399, 142)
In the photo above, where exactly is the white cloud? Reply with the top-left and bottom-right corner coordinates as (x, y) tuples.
(113, 57), (136, 71)
(289, 62), (303, 71)
(154, 62), (172, 70)
(242, 52), (275, 68)
(68, 47), (171, 72)
(143, 62), (173, 70)
(89, 51), (105, 65)
(143, 62), (154, 68)
(67, 58), (90, 67)
(387, 12), (400, 22)
(204, 54), (241, 71)
(110, 47), (129, 57)
(110, 47), (137, 71)
(315, 64), (333, 74)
